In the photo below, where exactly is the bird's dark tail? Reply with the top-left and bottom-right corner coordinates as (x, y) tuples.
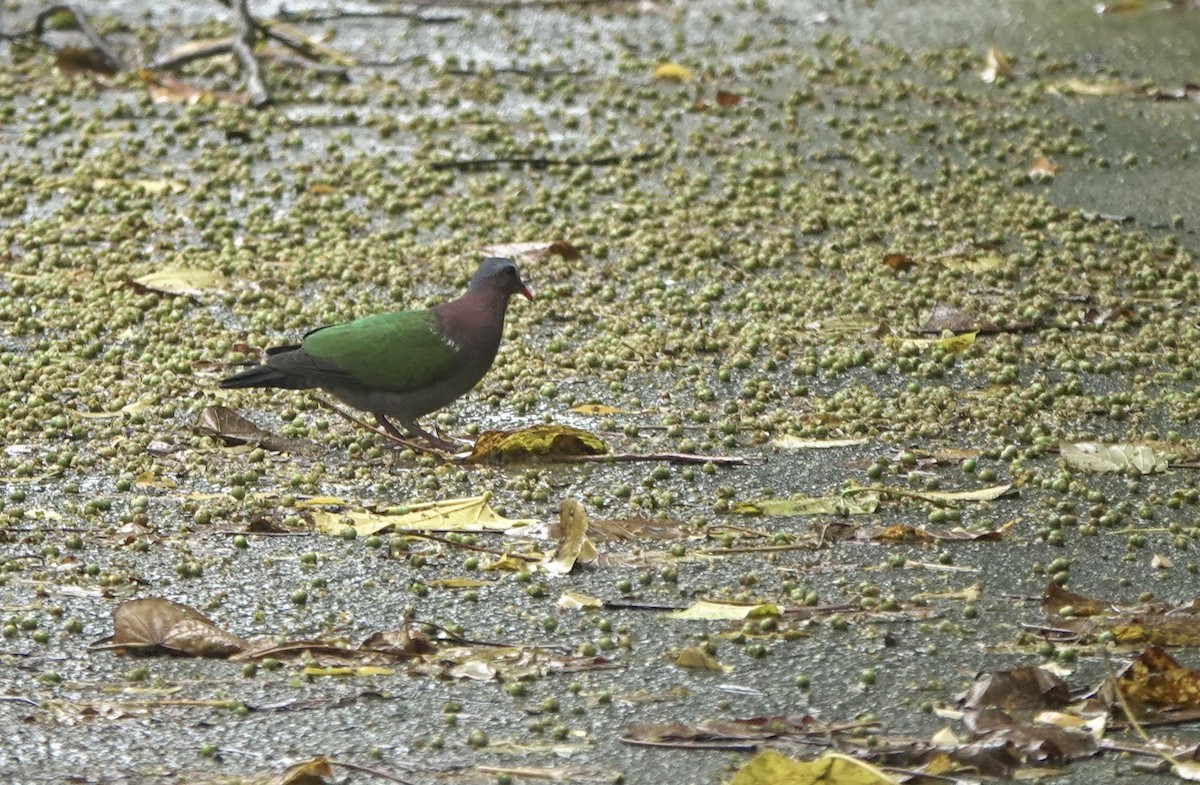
(218, 364), (311, 390)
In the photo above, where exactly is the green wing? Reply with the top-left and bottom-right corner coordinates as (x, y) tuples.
(280, 310), (459, 393)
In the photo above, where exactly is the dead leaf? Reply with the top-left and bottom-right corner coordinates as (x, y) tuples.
(112, 598), (246, 658)
(309, 493), (537, 536)
(919, 302), (998, 334)
(131, 267), (227, 297)
(731, 750), (897, 785)
(589, 516), (687, 542)
(140, 69), (245, 105)
(543, 499), (598, 575)
(1060, 442), (1167, 474)
(55, 46), (119, 78)
(1094, 0), (1143, 12)
(715, 90), (742, 107)
(981, 46), (1013, 84)
(558, 591), (603, 610)
(195, 405), (313, 453)
(1029, 155), (1060, 180)
(960, 667), (1072, 712)
(674, 646), (729, 672)
(466, 425), (607, 463)
(882, 253), (917, 272)
(771, 436), (870, 450)
(276, 756), (334, 785)
(1117, 646), (1200, 708)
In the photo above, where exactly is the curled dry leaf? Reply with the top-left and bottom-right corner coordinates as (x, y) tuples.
(466, 424), (608, 463)
(543, 499), (598, 575)
(981, 46), (1013, 84)
(112, 597), (246, 658)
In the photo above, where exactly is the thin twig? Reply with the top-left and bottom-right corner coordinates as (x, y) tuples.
(329, 759), (423, 785)
(278, 7), (463, 24)
(149, 39), (234, 71)
(230, 0), (270, 107)
(398, 530), (542, 562)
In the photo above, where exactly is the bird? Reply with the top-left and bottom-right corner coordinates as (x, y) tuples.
(219, 257), (532, 450)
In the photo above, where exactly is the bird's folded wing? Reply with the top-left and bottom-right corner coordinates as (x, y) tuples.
(272, 310), (460, 393)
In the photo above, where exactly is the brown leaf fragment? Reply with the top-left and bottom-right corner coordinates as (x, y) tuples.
(1111, 615), (1200, 647)
(544, 499), (598, 575)
(1118, 646), (1200, 708)
(55, 46), (119, 78)
(112, 598), (246, 658)
(715, 90), (742, 107)
(195, 405), (314, 453)
(361, 628), (436, 658)
(960, 667), (1072, 712)
(882, 252), (917, 271)
(1042, 582), (1111, 617)
(1028, 155), (1060, 180)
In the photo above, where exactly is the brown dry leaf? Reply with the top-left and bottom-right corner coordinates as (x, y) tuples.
(1118, 646), (1200, 707)
(715, 90), (742, 107)
(55, 46), (119, 78)
(981, 46), (1013, 84)
(276, 756), (334, 785)
(112, 597), (246, 658)
(960, 667), (1072, 712)
(361, 628), (436, 658)
(882, 253), (917, 271)
(543, 499), (598, 575)
(1029, 155), (1060, 180)
(195, 405), (314, 453)
(1042, 582), (1110, 617)
(466, 425), (608, 463)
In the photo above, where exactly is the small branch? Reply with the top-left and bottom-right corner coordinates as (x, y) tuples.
(329, 760), (422, 785)
(278, 7), (463, 25)
(149, 39), (234, 71)
(230, 0), (270, 107)
(397, 530), (542, 562)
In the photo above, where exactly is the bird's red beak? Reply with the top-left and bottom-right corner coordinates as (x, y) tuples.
(519, 285), (533, 301)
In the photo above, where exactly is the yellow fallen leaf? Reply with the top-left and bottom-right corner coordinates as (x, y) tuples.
(428, 578), (491, 590)
(131, 268), (227, 297)
(303, 665), (394, 677)
(674, 646), (729, 672)
(1029, 155), (1060, 180)
(557, 591), (603, 610)
(731, 750), (898, 785)
(72, 397), (156, 420)
(771, 436), (869, 450)
(544, 499), (598, 575)
(653, 62), (694, 83)
(309, 493), (537, 536)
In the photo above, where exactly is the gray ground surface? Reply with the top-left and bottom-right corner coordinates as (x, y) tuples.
(2, 0), (1200, 783)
